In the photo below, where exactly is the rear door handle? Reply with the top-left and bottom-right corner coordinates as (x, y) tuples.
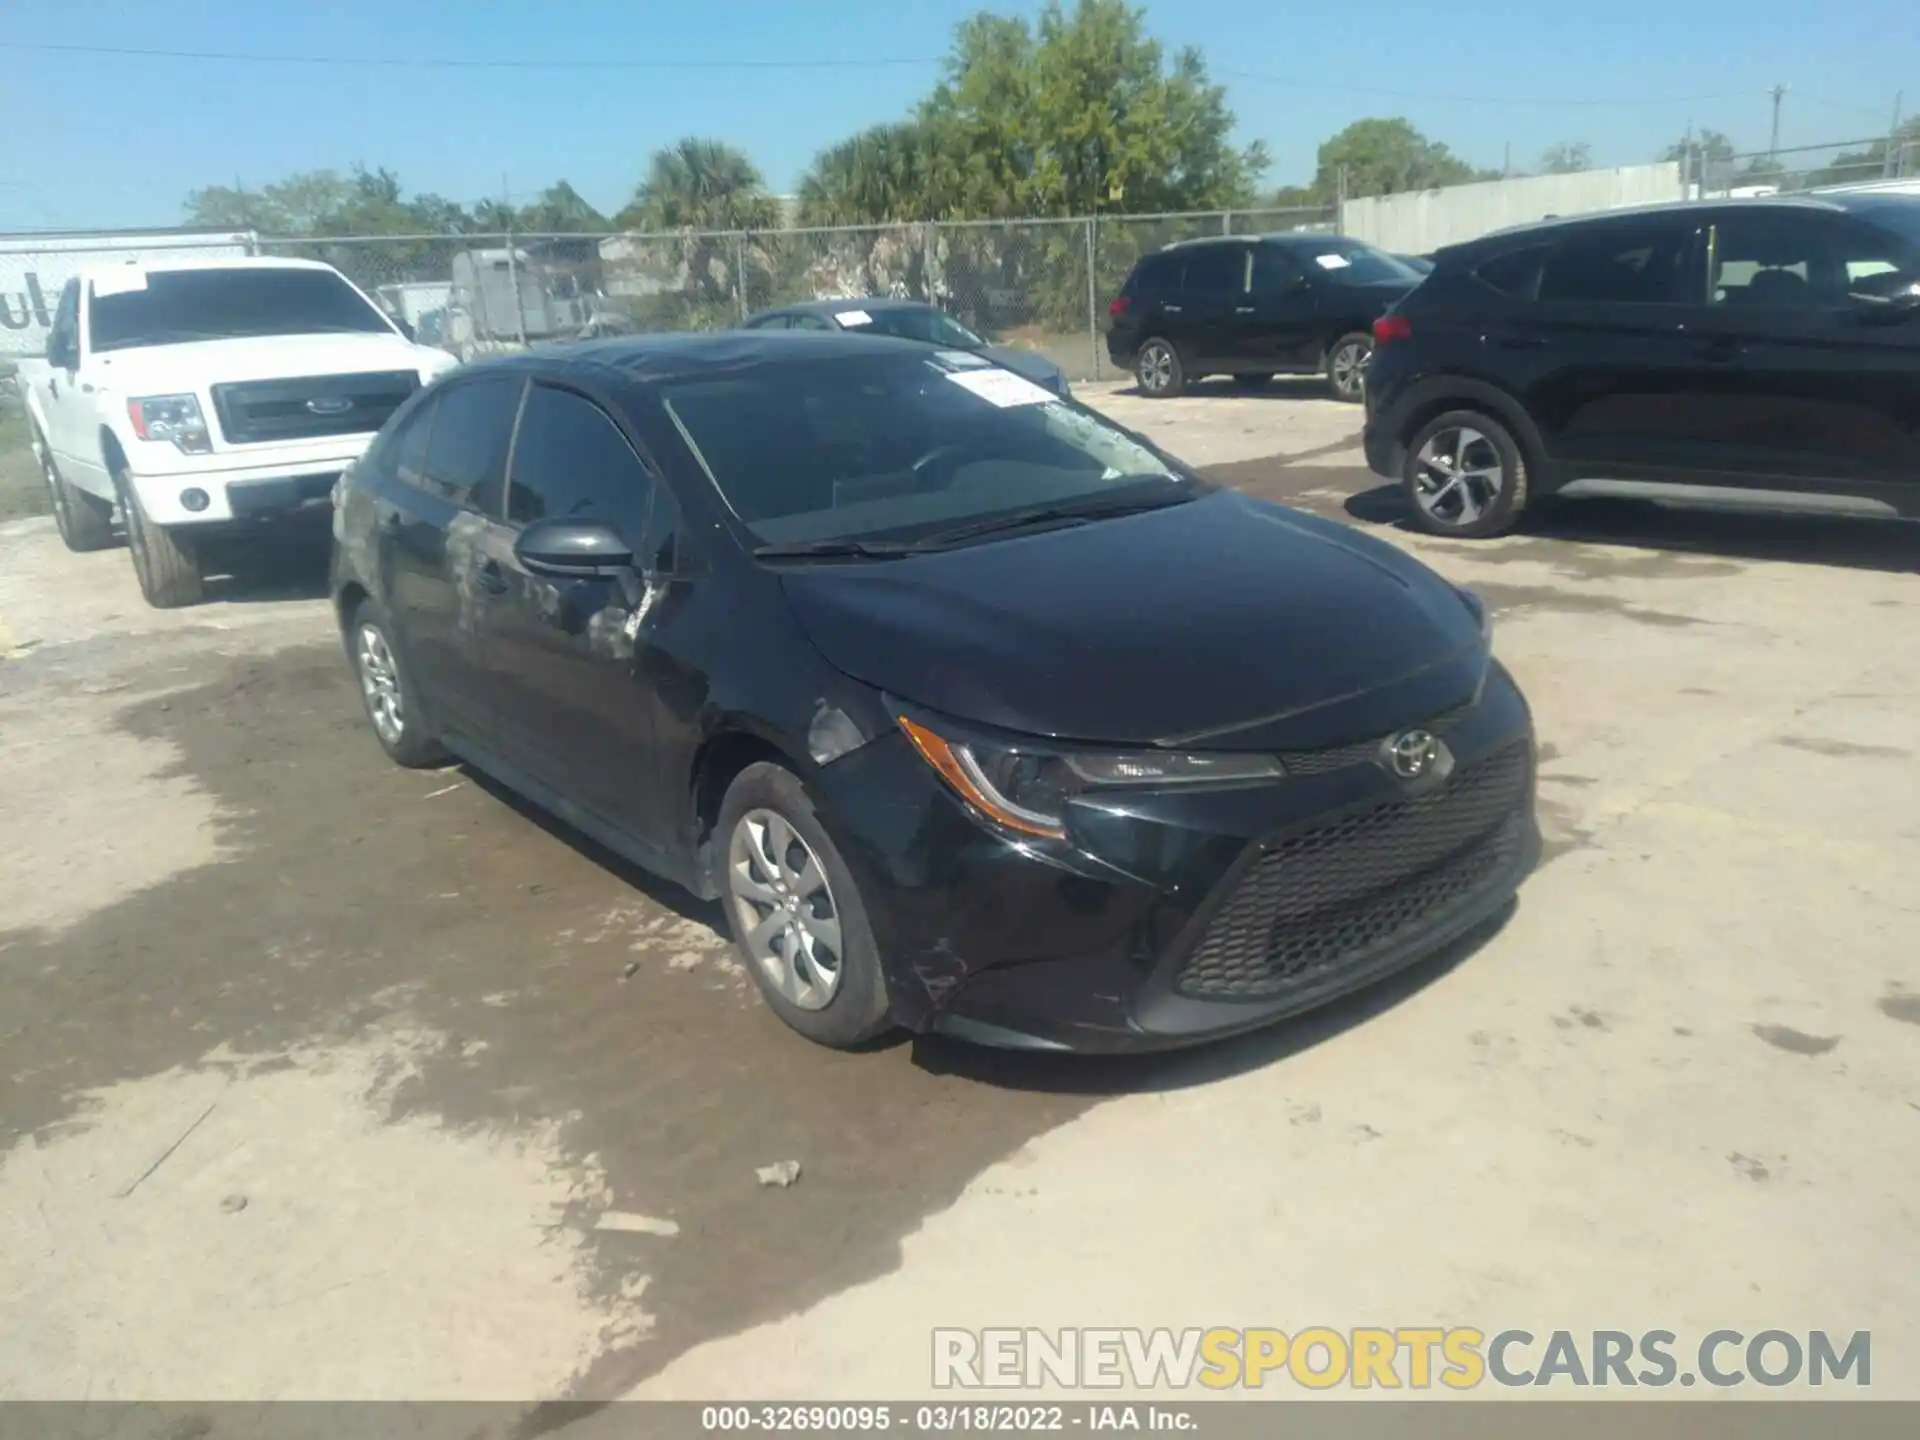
(1697, 338), (1743, 362)
(476, 559), (509, 595)
(1162, 304), (1183, 314)
(1234, 306), (1256, 314)
(1496, 334), (1550, 350)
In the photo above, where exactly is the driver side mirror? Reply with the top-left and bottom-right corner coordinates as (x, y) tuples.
(47, 336), (76, 370)
(513, 517), (634, 577)
(1849, 283), (1920, 322)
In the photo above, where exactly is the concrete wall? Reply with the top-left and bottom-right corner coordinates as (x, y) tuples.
(1341, 163), (1684, 254)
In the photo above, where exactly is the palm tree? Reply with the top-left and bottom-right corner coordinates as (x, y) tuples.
(797, 122), (959, 226)
(616, 138), (779, 232)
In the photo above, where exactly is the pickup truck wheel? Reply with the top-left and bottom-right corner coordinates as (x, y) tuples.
(348, 598), (447, 768)
(40, 439), (115, 553)
(114, 468), (205, 608)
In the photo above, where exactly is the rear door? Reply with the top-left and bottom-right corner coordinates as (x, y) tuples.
(1687, 207), (1920, 495)
(472, 382), (673, 846)
(1509, 214), (1708, 477)
(1177, 243), (1251, 370)
(380, 374), (524, 742)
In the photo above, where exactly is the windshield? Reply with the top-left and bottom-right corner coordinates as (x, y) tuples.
(844, 307), (986, 348)
(662, 351), (1192, 548)
(90, 268), (395, 351)
(1297, 241), (1422, 285)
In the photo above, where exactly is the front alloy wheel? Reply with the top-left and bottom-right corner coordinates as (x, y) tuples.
(356, 622), (407, 749)
(727, 808), (844, 1010)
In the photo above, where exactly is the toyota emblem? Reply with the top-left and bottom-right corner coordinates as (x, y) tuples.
(1386, 729), (1439, 780)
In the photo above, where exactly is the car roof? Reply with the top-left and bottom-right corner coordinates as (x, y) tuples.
(452, 328), (940, 388)
(1159, 231), (1354, 253)
(76, 255), (342, 283)
(1448, 192), (1897, 253)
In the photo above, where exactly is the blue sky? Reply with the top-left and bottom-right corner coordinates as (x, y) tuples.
(0, 0), (1908, 231)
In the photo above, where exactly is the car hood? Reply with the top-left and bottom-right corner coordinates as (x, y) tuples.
(779, 490), (1488, 751)
(87, 331), (455, 393)
(979, 345), (1067, 391)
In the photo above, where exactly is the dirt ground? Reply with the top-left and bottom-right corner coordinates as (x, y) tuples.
(2, 378), (1917, 1406)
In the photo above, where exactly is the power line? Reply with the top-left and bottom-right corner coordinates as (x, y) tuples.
(0, 40), (942, 71)
(1222, 69), (1731, 108)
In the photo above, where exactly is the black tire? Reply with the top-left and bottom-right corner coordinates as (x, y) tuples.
(113, 466), (204, 607)
(1134, 336), (1187, 398)
(1231, 373), (1274, 390)
(1400, 409), (1531, 539)
(716, 761), (893, 1049)
(38, 433), (115, 552)
(1324, 331), (1373, 403)
(346, 597), (447, 768)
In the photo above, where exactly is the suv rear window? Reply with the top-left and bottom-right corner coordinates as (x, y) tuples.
(1539, 221), (1694, 304)
(1474, 245), (1549, 298)
(1125, 251), (1183, 294)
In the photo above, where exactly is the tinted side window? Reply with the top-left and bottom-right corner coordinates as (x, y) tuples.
(746, 314), (789, 330)
(381, 399), (436, 490)
(1250, 246), (1303, 297)
(1539, 222), (1694, 304)
(1183, 244), (1250, 297)
(507, 385), (656, 542)
(789, 313), (835, 332)
(1125, 251), (1182, 295)
(1474, 245), (1549, 299)
(1710, 212), (1917, 308)
(423, 377), (523, 509)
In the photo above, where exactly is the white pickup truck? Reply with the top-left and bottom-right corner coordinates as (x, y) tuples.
(19, 256), (458, 606)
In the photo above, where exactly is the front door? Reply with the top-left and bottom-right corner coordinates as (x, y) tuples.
(473, 381), (672, 849)
(1684, 207), (1920, 497)
(42, 280), (101, 488)
(1233, 244), (1324, 370)
(379, 376), (523, 742)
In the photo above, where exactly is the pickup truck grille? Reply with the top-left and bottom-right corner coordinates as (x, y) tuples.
(210, 371), (418, 446)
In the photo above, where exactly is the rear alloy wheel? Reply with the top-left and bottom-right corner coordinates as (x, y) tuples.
(1325, 331), (1373, 403)
(718, 762), (891, 1048)
(1134, 338), (1186, 398)
(1401, 409), (1530, 539)
(349, 600), (446, 768)
(41, 438), (115, 552)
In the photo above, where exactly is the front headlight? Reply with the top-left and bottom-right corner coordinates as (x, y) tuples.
(127, 394), (211, 454)
(896, 711), (1285, 840)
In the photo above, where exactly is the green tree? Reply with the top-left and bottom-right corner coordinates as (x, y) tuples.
(1540, 141), (1593, 174)
(1804, 117), (1920, 188)
(796, 122), (965, 225)
(517, 181), (611, 235)
(1662, 128), (1735, 164)
(616, 138), (779, 232)
(1313, 118), (1478, 199)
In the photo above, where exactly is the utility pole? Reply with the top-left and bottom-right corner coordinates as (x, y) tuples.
(1889, 91), (1906, 177)
(1502, 141), (1511, 178)
(1768, 83), (1789, 160)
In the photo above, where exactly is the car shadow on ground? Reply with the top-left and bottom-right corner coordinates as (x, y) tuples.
(171, 525), (335, 604)
(1119, 376), (1344, 403)
(910, 903), (1512, 1095)
(1345, 483), (1920, 576)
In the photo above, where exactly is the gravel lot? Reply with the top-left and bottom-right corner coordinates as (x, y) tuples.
(2, 378), (1916, 1404)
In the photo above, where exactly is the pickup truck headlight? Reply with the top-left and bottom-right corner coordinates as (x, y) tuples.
(127, 394), (212, 454)
(896, 709), (1285, 840)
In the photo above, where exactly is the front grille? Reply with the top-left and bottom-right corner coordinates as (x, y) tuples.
(211, 370), (418, 445)
(1175, 742), (1530, 1000)
(1278, 698), (1473, 776)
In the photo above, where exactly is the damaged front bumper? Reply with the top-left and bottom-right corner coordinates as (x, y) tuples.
(812, 665), (1540, 1054)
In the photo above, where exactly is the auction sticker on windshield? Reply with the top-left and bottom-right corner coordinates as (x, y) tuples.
(946, 368), (1055, 408)
(837, 309), (874, 326)
(1314, 253), (1352, 270)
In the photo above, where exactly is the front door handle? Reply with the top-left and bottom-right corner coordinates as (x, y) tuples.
(1162, 304), (1183, 314)
(1496, 335), (1550, 350)
(475, 559), (509, 595)
(1234, 306), (1256, 314)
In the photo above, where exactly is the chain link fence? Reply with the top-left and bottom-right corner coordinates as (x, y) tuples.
(254, 206), (1336, 384)
(1684, 135), (1917, 198)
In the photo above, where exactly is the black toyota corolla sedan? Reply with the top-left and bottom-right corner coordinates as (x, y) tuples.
(331, 331), (1539, 1053)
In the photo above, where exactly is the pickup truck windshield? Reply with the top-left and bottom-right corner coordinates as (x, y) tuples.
(90, 269), (393, 352)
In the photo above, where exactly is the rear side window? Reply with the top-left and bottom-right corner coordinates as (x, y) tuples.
(1125, 251), (1183, 294)
(423, 376), (523, 510)
(1182, 244), (1249, 297)
(507, 384), (656, 542)
(1474, 246), (1549, 299)
(1539, 221), (1694, 304)
(383, 399), (435, 490)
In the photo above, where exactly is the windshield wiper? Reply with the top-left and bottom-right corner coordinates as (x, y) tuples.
(907, 488), (1192, 550)
(752, 537), (922, 562)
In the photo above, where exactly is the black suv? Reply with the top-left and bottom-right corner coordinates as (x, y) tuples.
(1107, 234), (1425, 401)
(1364, 193), (1920, 537)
